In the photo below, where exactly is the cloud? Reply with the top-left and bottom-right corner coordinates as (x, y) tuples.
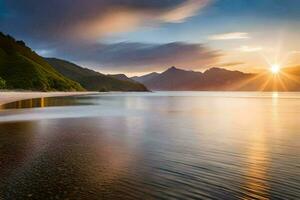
(216, 62), (244, 67)
(53, 42), (220, 73)
(159, 0), (210, 23)
(0, 0), (218, 73)
(237, 45), (262, 52)
(209, 32), (250, 40)
(1, 0), (211, 41)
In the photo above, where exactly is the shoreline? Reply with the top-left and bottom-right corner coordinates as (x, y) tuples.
(0, 91), (99, 106)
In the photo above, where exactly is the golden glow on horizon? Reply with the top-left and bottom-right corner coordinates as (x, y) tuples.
(270, 64), (280, 74)
(99, 47), (299, 77)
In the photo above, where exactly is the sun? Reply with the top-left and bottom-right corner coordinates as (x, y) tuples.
(270, 64), (280, 74)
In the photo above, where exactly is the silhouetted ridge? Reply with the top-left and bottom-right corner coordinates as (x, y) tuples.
(46, 58), (148, 92)
(133, 66), (300, 91)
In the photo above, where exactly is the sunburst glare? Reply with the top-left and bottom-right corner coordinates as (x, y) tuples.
(270, 64), (280, 74)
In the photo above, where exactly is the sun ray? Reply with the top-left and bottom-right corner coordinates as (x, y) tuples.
(259, 76), (273, 91)
(276, 75), (288, 91)
(274, 36), (283, 65)
(259, 51), (273, 67)
(233, 72), (267, 90)
(278, 51), (300, 66)
(280, 71), (300, 85)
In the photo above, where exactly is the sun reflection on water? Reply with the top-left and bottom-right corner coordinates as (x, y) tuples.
(242, 131), (269, 200)
(272, 92), (278, 99)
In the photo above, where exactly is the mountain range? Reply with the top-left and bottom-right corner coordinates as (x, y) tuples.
(132, 66), (300, 91)
(0, 32), (147, 92)
(46, 58), (148, 92)
(2, 31), (300, 92)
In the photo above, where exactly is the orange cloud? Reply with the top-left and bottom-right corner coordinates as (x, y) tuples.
(159, 0), (211, 23)
(74, 8), (144, 39)
(73, 0), (212, 40)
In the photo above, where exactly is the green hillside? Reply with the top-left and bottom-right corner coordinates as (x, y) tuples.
(0, 76), (5, 89)
(0, 32), (84, 91)
(46, 58), (148, 92)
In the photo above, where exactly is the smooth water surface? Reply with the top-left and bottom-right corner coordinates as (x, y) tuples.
(0, 92), (299, 199)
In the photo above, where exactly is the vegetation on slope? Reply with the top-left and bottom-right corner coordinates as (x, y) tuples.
(0, 32), (84, 91)
(46, 58), (148, 92)
(0, 77), (5, 89)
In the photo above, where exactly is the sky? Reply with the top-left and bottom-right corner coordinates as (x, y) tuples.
(1, 0), (300, 76)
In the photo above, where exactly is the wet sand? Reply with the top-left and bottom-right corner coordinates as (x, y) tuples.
(0, 91), (98, 105)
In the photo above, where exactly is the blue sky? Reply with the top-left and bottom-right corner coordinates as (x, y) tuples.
(1, 0), (300, 75)
(108, 0), (300, 43)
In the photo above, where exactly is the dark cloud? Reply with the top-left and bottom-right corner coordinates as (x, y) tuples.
(1, 0), (210, 41)
(0, 0), (216, 73)
(54, 42), (220, 73)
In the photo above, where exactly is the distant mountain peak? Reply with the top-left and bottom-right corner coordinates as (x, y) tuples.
(165, 66), (184, 73)
(148, 72), (160, 75)
(168, 66), (178, 70)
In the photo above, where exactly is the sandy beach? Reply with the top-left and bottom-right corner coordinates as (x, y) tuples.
(0, 91), (98, 106)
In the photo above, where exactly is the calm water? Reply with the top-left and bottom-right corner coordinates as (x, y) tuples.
(0, 92), (299, 200)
